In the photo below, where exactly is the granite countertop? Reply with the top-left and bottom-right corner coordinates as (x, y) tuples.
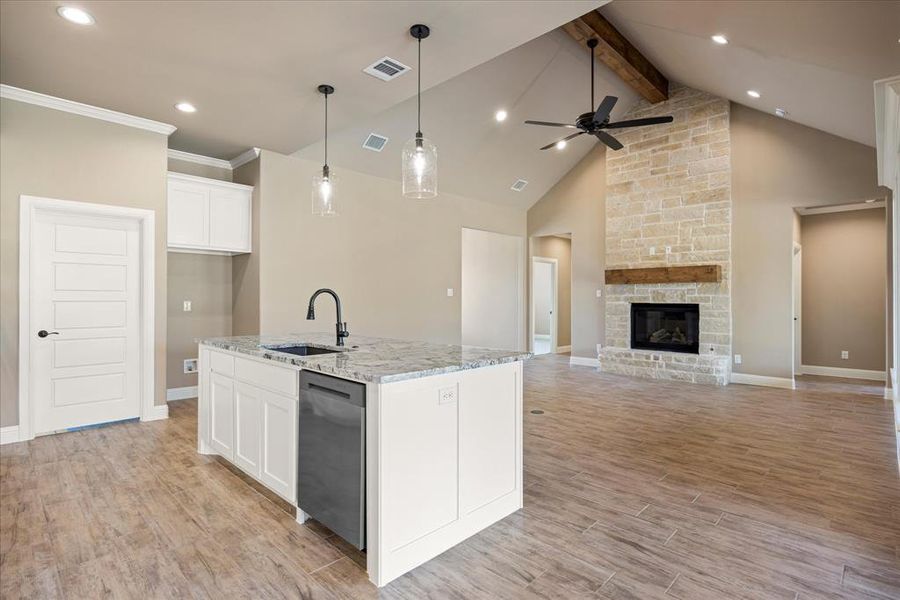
(197, 333), (531, 384)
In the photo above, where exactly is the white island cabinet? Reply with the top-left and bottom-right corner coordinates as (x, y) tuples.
(196, 334), (528, 587)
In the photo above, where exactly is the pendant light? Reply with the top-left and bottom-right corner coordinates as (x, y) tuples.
(402, 24), (437, 199)
(312, 84), (337, 216)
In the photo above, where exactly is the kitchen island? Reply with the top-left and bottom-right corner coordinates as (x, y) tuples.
(196, 333), (529, 587)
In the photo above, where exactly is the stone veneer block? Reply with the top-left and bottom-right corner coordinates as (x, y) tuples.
(602, 84), (732, 386)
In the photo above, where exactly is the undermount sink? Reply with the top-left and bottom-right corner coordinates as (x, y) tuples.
(264, 344), (344, 357)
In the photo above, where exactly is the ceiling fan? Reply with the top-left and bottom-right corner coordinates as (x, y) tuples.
(525, 38), (673, 151)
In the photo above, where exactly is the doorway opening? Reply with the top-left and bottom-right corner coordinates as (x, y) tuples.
(530, 234), (572, 356)
(792, 201), (890, 388)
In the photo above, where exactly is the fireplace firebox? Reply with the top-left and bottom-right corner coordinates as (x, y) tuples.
(631, 303), (699, 354)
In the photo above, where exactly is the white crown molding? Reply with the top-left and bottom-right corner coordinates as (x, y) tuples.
(0, 84), (176, 135)
(800, 364), (886, 381)
(168, 149), (232, 170)
(730, 372), (795, 389)
(230, 147), (261, 169)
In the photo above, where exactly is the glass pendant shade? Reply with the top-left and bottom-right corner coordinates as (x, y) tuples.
(311, 167), (337, 216)
(401, 136), (438, 199)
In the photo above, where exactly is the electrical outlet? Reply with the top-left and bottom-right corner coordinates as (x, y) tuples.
(665, 246), (672, 255)
(446, 288), (454, 297)
(183, 358), (198, 374)
(841, 350), (849, 360)
(183, 300), (192, 312)
(596, 343), (602, 354)
(649, 246), (656, 256)
(596, 289), (602, 298)
(734, 354), (742, 365)
(438, 386), (457, 404)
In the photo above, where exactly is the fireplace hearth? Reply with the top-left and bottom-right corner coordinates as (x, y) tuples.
(631, 303), (699, 354)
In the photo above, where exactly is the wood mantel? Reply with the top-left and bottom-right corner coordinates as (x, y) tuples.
(605, 265), (721, 285)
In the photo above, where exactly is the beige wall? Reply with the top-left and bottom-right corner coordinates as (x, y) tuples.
(801, 209), (886, 371)
(231, 158), (261, 335)
(167, 157), (232, 182)
(0, 98), (169, 426)
(166, 253), (233, 389)
(527, 146), (606, 359)
(234, 150), (526, 344)
(531, 235), (572, 347)
(731, 103), (885, 379)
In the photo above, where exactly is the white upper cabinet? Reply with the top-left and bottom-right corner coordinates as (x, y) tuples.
(167, 172), (252, 254)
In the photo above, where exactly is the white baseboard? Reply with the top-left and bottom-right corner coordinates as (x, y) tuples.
(142, 404), (169, 422)
(0, 425), (20, 445)
(885, 387), (894, 400)
(570, 356), (600, 368)
(167, 386), (198, 401)
(800, 365), (886, 381)
(556, 345), (571, 353)
(730, 372), (796, 390)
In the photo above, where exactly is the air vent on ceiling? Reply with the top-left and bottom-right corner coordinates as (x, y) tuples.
(363, 56), (411, 81)
(511, 179), (528, 192)
(362, 133), (389, 152)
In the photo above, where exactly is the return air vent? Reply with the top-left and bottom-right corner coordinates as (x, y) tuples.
(362, 133), (389, 152)
(363, 56), (411, 81)
(511, 179), (528, 192)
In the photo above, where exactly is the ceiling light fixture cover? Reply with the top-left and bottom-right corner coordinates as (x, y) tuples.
(312, 84), (338, 216)
(495, 109), (508, 122)
(57, 6), (94, 25)
(556, 140), (567, 150)
(402, 24), (437, 199)
(746, 90), (761, 98)
(711, 34), (728, 45)
(174, 102), (197, 113)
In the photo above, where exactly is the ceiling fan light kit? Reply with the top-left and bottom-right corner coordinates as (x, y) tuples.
(402, 23), (438, 199)
(524, 38), (673, 152)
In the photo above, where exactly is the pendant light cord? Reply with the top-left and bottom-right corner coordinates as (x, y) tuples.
(324, 91), (328, 168)
(590, 43), (595, 111)
(416, 35), (422, 136)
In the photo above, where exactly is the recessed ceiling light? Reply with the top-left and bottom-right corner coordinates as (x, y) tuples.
(57, 6), (95, 25)
(711, 34), (728, 45)
(495, 109), (508, 122)
(746, 90), (761, 99)
(556, 140), (567, 150)
(174, 102), (197, 113)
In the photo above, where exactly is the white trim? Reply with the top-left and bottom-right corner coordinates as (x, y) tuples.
(569, 356), (600, 368)
(531, 256), (558, 354)
(795, 200), (886, 215)
(167, 386), (199, 401)
(230, 147), (261, 169)
(18, 195), (160, 442)
(1, 84), (175, 135)
(799, 365), (886, 381)
(885, 387), (894, 400)
(167, 171), (253, 192)
(730, 372), (796, 389)
(0, 426), (20, 445)
(168, 149), (232, 171)
(556, 345), (572, 353)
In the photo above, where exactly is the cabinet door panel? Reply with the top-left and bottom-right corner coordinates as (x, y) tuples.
(234, 382), (262, 477)
(261, 390), (297, 503)
(209, 373), (234, 459)
(168, 181), (210, 247)
(209, 188), (251, 252)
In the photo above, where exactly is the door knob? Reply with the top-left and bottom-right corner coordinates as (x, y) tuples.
(37, 330), (59, 338)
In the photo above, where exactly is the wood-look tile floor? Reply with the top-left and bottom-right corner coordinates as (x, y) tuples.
(2, 355), (899, 599)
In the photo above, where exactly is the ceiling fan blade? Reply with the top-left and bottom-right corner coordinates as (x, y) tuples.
(604, 116), (674, 129)
(593, 96), (619, 124)
(540, 131), (584, 151)
(594, 130), (623, 151)
(525, 120), (578, 129)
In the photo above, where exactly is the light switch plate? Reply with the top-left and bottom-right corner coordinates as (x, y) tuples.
(649, 246), (656, 255)
(841, 350), (849, 360)
(438, 386), (457, 404)
(734, 354), (742, 365)
(596, 289), (602, 298)
(447, 288), (454, 297)
(183, 300), (192, 312)
(665, 246), (672, 255)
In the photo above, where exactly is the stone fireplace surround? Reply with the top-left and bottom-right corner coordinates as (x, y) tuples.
(598, 85), (732, 386)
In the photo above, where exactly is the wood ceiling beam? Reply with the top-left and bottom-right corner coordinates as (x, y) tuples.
(563, 10), (668, 104)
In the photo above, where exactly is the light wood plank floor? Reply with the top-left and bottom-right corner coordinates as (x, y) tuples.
(2, 355), (899, 599)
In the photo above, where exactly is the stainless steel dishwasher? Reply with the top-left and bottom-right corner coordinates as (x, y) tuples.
(298, 371), (366, 549)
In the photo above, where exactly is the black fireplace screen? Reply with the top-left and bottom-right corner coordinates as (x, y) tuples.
(631, 303), (699, 354)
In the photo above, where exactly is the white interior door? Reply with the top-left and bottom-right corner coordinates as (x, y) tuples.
(531, 258), (557, 355)
(461, 228), (524, 350)
(793, 244), (802, 376)
(30, 211), (142, 434)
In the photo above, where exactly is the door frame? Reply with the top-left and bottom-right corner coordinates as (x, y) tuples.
(530, 256), (558, 354)
(18, 195), (159, 442)
(792, 242), (802, 377)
